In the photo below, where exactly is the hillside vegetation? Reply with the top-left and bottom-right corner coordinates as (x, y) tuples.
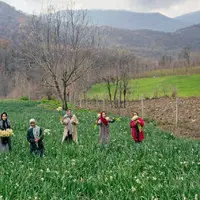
(1, 2), (200, 56)
(1, 101), (200, 199)
(175, 10), (200, 24)
(135, 66), (200, 78)
(0, 1), (26, 39)
(85, 10), (190, 32)
(87, 74), (200, 100)
(99, 24), (200, 57)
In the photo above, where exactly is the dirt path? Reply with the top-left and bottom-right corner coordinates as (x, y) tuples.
(82, 97), (200, 139)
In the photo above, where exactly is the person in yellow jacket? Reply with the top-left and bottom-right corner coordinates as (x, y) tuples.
(61, 109), (78, 144)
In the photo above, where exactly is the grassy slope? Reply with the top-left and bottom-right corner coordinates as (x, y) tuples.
(137, 66), (200, 79)
(87, 75), (200, 100)
(0, 101), (200, 199)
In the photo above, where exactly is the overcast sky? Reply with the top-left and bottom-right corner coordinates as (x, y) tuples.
(1, 0), (200, 17)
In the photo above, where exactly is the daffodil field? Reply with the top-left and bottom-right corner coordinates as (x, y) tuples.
(0, 100), (200, 200)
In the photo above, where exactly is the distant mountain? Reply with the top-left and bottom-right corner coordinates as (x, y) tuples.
(85, 10), (191, 32)
(0, 1), (26, 39)
(175, 11), (200, 25)
(98, 24), (200, 57)
(1, 1), (200, 58)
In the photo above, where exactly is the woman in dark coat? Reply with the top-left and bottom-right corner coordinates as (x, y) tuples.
(0, 112), (12, 152)
(27, 119), (44, 156)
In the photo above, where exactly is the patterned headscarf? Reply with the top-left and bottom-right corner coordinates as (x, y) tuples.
(99, 112), (108, 126)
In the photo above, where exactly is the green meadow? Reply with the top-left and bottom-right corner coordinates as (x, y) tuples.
(87, 75), (200, 100)
(0, 100), (200, 199)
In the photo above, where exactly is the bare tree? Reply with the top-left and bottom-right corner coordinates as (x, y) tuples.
(113, 69), (120, 108)
(17, 5), (98, 109)
(121, 65), (130, 108)
(118, 52), (131, 108)
(99, 49), (132, 108)
(102, 76), (113, 107)
(0, 39), (14, 97)
(179, 47), (191, 73)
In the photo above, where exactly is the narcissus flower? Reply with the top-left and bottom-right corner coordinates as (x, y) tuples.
(0, 129), (14, 137)
(44, 129), (51, 135)
(106, 117), (110, 121)
(56, 107), (62, 111)
(132, 116), (139, 121)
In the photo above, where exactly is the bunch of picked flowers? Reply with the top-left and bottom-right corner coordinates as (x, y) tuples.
(56, 107), (64, 120)
(0, 129), (14, 137)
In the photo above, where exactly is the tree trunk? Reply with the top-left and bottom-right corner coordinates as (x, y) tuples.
(106, 81), (113, 107)
(123, 89), (127, 108)
(62, 81), (68, 111)
(123, 78), (128, 108)
(114, 80), (119, 108)
(52, 74), (64, 103)
(119, 81), (122, 108)
(62, 99), (68, 111)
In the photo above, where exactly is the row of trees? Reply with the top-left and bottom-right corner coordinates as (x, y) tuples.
(15, 7), (99, 110)
(12, 5), (143, 109)
(1, 4), (200, 108)
(95, 49), (134, 108)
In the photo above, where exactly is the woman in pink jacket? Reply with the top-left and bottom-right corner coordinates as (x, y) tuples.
(130, 111), (144, 143)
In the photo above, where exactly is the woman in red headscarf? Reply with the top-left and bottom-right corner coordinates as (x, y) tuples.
(97, 111), (115, 145)
(130, 111), (144, 143)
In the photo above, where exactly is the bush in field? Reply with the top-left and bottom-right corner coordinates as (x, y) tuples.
(39, 99), (62, 110)
(41, 96), (57, 102)
(19, 96), (29, 101)
(143, 117), (157, 126)
(0, 101), (200, 199)
(172, 87), (178, 99)
(153, 88), (159, 99)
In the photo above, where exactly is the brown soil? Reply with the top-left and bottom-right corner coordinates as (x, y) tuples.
(82, 97), (200, 139)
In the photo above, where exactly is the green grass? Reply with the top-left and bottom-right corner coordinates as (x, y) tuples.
(87, 75), (200, 100)
(0, 100), (200, 199)
(136, 66), (200, 79)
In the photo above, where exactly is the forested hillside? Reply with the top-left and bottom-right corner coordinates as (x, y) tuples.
(0, 1), (26, 39)
(0, 1), (200, 102)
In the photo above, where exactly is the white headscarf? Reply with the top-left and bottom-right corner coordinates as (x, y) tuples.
(29, 119), (40, 140)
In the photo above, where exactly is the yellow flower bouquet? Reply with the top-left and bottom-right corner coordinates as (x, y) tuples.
(56, 107), (64, 121)
(94, 113), (120, 129)
(0, 129), (14, 137)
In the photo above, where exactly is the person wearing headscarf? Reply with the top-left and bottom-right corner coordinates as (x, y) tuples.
(0, 112), (12, 152)
(97, 111), (115, 145)
(61, 109), (78, 143)
(27, 119), (44, 156)
(130, 111), (144, 143)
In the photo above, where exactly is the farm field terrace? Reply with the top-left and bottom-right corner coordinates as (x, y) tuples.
(0, 100), (200, 199)
(87, 74), (200, 100)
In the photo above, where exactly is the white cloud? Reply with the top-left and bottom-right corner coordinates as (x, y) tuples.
(1, 0), (200, 17)
(154, 0), (200, 17)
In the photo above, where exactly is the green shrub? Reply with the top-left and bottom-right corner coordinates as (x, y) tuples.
(41, 96), (57, 102)
(19, 96), (29, 101)
(144, 117), (157, 126)
(39, 99), (61, 110)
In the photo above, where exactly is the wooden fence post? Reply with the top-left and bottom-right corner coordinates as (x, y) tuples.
(118, 95), (120, 108)
(73, 93), (76, 106)
(85, 98), (88, 108)
(118, 95), (121, 115)
(28, 82), (31, 100)
(176, 97), (179, 127)
(79, 94), (82, 108)
(141, 97), (144, 118)
(103, 96), (105, 111)
(96, 95), (99, 108)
